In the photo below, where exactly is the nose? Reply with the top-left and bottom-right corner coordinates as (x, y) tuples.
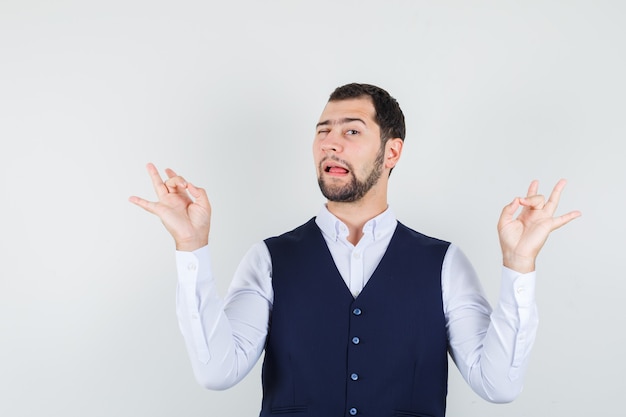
(320, 129), (342, 153)
(321, 141), (337, 152)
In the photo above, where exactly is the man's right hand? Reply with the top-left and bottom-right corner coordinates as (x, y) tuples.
(129, 163), (211, 251)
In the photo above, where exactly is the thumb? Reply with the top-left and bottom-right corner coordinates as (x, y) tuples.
(187, 182), (211, 211)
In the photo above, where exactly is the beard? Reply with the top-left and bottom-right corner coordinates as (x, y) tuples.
(317, 145), (385, 203)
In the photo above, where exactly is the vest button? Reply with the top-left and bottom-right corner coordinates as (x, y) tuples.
(350, 373), (359, 381)
(349, 407), (358, 415)
(352, 308), (362, 316)
(352, 336), (360, 345)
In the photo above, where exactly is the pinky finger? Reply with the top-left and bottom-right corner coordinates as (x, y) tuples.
(552, 210), (582, 230)
(128, 196), (158, 215)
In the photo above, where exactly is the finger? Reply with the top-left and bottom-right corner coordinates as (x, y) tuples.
(498, 197), (521, 229)
(128, 195), (158, 215)
(164, 168), (178, 179)
(163, 168), (189, 193)
(526, 180), (539, 198)
(164, 175), (188, 193)
(146, 163), (168, 199)
(551, 209), (582, 231)
(519, 194), (546, 210)
(544, 178), (568, 212)
(187, 182), (211, 209)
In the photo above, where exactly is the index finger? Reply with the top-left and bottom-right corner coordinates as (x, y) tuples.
(544, 178), (568, 212)
(146, 162), (168, 199)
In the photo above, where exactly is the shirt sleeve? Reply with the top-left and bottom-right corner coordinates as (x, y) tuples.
(443, 244), (539, 403)
(175, 242), (273, 390)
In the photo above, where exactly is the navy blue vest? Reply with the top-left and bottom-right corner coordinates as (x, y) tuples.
(262, 218), (450, 417)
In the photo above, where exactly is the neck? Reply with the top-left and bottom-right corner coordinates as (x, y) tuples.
(326, 191), (388, 246)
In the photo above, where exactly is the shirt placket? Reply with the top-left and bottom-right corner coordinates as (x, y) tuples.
(349, 225), (373, 297)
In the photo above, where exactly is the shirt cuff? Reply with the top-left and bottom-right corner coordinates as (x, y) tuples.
(175, 245), (213, 364)
(176, 245), (212, 285)
(499, 266), (537, 308)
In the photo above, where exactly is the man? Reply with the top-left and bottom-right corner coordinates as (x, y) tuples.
(129, 83), (580, 417)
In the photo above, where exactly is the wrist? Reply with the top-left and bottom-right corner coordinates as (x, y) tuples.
(503, 254), (536, 274)
(175, 237), (208, 252)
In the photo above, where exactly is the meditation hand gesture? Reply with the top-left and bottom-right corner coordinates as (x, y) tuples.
(129, 163), (211, 251)
(498, 179), (581, 273)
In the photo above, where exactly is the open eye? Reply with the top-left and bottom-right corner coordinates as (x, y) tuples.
(346, 129), (359, 135)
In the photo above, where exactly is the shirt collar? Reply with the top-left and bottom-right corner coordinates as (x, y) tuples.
(315, 204), (398, 243)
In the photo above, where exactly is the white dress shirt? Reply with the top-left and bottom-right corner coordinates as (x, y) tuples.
(175, 205), (538, 403)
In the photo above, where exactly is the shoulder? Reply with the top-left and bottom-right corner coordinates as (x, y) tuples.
(395, 221), (451, 249)
(264, 217), (318, 245)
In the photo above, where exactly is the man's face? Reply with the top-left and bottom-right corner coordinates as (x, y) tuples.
(313, 97), (386, 203)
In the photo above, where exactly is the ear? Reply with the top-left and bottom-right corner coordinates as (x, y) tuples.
(384, 138), (403, 170)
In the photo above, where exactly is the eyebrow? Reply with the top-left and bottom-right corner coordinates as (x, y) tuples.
(316, 117), (367, 128)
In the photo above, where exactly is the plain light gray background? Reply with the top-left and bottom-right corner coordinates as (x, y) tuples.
(1, 1), (624, 416)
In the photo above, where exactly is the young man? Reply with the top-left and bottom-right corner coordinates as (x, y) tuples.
(130, 83), (580, 417)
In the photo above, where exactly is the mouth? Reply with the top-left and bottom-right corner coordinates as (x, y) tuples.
(322, 159), (350, 175)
